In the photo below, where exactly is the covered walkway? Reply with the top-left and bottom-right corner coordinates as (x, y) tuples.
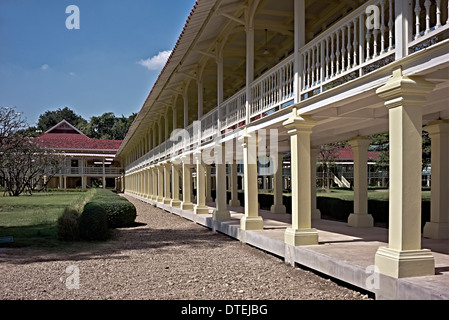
(128, 192), (449, 300)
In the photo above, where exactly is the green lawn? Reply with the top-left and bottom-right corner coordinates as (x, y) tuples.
(0, 191), (88, 247)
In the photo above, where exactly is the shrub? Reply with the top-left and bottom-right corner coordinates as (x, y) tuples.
(57, 208), (80, 241)
(78, 202), (109, 241)
(95, 199), (137, 228)
(86, 189), (136, 228)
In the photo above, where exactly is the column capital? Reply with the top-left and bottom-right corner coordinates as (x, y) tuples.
(376, 66), (435, 109)
(282, 110), (317, 134)
(348, 136), (371, 149)
(424, 119), (449, 136)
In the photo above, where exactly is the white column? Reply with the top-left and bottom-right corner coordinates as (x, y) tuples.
(170, 163), (181, 208)
(229, 162), (241, 206)
(213, 142), (230, 221)
(347, 136), (374, 227)
(423, 120), (449, 239)
(205, 165), (213, 203)
(374, 66), (435, 278)
(163, 162), (171, 204)
(311, 148), (321, 219)
(181, 155), (193, 210)
(194, 150), (209, 214)
(283, 110), (318, 246)
(271, 152), (286, 214)
(157, 164), (164, 202)
(239, 128), (263, 230)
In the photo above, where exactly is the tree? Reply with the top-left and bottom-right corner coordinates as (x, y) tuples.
(37, 107), (87, 132)
(84, 112), (136, 140)
(318, 141), (347, 190)
(369, 131), (431, 171)
(0, 107), (64, 196)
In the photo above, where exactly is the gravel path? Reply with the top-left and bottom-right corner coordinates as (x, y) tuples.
(0, 194), (371, 300)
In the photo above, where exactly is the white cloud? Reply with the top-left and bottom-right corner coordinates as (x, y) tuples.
(40, 64), (49, 71)
(69, 72), (76, 76)
(138, 50), (172, 71)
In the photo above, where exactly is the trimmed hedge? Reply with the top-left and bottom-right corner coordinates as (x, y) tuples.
(210, 189), (430, 231)
(88, 189), (137, 228)
(78, 202), (109, 241)
(57, 188), (136, 242)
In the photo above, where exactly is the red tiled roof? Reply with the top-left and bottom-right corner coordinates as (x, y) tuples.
(36, 133), (122, 151)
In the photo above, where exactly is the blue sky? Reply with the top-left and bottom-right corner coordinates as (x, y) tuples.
(0, 0), (196, 125)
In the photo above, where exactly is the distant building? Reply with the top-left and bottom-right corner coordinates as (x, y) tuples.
(36, 120), (123, 189)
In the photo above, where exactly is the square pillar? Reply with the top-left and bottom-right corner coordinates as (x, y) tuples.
(170, 163), (182, 208)
(181, 155), (194, 210)
(151, 167), (157, 200)
(270, 152), (287, 214)
(163, 162), (171, 204)
(423, 120), (449, 239)
(147, 169), (153, 199)
(311, 148), (321, 219)
(157, 165), (164, 202)
(375, 66), (435, 278)
(282, 111), (318, 246)
(347, 136), (374, 227)
(205, 165), (213, 203)
(229, 162), (241, 207)
(194, 150), (209, 214)
(213, 143), (231, 221)
(238, 129), (263, 230)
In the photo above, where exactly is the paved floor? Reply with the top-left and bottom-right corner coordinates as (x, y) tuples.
(128, 193), (449, 300)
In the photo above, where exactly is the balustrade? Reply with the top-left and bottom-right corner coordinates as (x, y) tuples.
(125, 0), (449, 174)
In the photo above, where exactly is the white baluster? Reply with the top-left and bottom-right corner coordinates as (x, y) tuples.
(341, 27), (346, 71)
(436, 0), (441, 29)
(331, 33), (335, 77)
(447, 0), (449, 24)
(380, 0), (386, 53)
(415, 0), (421, 39)
(316, 44), (321, 84)
(310, 47), (315, 86)
(302, 53), (307, 90)
(306, 50), (311, 88)
(347, 23), (352, 69)
(373, 25), (379, 57)
(336, 31), (340, 73)
(353, 17), (358, 66)
(325, 37), (330, 80)
(424, 0), (431, 34)
(365, 27), (371, 61)
(388, 0), (394, 51)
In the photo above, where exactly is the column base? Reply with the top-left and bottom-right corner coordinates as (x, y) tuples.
(156, 196), (164, 203)
(170, 199), (182, 208)
(347, 213), (374, 227)
(284, 228), (319, 246)
(374, 246), (435, 278)
(423, 222), (449, 239)
(213, 209), (230, 221)
(229, 199), (241, 207)
(194, 205), (209, 214)
(240, 216), (264, 230)
(181, 202), (194, 210)
(311, 209), (321, 220)
(163, 198), (171, 205)
(270, 204), (286, 214)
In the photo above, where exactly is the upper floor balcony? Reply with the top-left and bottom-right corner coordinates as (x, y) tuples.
(121, 0), (449, 173)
